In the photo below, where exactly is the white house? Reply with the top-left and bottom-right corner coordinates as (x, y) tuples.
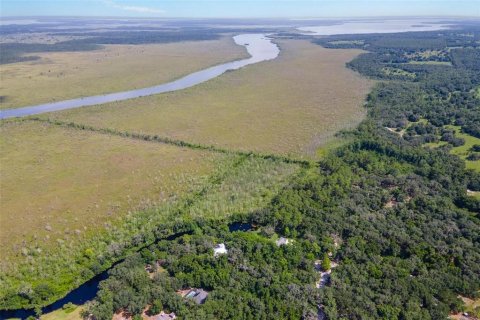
(214, 243), (228, 257)
(276, 237), (291, 246)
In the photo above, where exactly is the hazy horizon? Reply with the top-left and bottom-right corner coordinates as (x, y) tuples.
(2, 1), (480, 19)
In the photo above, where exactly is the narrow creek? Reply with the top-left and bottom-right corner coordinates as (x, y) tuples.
(0, 34), (279, 119)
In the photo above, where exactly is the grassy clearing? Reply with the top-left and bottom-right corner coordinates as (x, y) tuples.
(0, 120), (222, 261)
(41, 306), (83, 320)
(406, 61), (452, 66)
(423, 125), (480, 172)
(381, 67), (416, 79)
(328, 40), (365, 45)
(405, 49), (447, 60)
(43, 40), (373, 159)
(0, 37), (248, 109)
(446, 125), (480, 172)
(467, 190), (480, 200)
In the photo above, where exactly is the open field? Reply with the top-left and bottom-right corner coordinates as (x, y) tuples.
(406, 61), (452, 65)
(382, 66), (416, 78)
(446, 125), (480, 172)
(0, 36), (248, 109)
(41, 306), (83, 320)
(0, 120), (224, 260)
(42, 39), (373, 158)
(423, 124), (479, 172)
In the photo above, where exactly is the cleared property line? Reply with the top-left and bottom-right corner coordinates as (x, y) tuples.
(26, 117), (313, 167)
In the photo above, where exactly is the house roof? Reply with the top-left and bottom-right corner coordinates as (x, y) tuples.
(193, 289), (209, 304)
(154, 312), (176, 320)
(214, 243), (228, 256)
(276, 237), (290, 246)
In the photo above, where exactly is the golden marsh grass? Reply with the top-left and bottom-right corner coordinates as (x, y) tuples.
(46, 40), (373, 158)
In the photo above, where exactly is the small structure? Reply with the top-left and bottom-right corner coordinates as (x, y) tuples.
(192, 289), (209, 305)
(153, 312), (176, 320)
(275, 237), (291, 246)
(180, 288), (209, 305)
(214, 243), (228, 257)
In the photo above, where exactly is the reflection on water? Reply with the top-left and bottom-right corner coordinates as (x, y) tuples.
(0, 34), (279, 119)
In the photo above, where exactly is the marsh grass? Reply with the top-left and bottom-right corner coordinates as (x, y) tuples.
(41, 40), (373, 159)
(0, 37), (248, 109)
(0, 119), (223, 260)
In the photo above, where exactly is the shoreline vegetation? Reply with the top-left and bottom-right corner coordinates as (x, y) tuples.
(1, 18), (479, 320)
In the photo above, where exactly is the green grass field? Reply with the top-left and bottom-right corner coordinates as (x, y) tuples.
(406, 61), (452, 66)
(39, 40), (373, 159)
(424, 125), (480, 172)
(381, 67), (416, 78)
(41, 306), (83, 320)
(446, 125), (480, 172)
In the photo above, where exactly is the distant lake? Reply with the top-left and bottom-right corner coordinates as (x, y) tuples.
(297, 19), (451, 35)
(0, 34), (279, 119)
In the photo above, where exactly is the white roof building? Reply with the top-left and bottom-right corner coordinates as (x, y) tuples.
(276, 237), (291, 246)
(213, 243), (228, 257)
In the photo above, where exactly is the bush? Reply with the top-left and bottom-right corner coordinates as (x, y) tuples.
(62, 302), (76, 313)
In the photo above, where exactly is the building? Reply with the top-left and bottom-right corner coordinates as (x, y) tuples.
(275, 237), (291, 246)
(153, 312), (176, 320)
(214, 243), (228, 257)
(183, 288), (209, 304)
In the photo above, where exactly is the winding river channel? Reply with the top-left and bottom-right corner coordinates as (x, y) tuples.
(0, 34), (279, 119)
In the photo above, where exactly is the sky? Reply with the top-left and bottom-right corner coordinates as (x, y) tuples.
(1, 0), (480, 18)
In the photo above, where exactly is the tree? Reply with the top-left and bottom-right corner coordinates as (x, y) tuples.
(321, 254), (331, 271)
(149, 299), (163, 315)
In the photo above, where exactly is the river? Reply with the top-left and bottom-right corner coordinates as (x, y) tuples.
(0, 34), (279, 119)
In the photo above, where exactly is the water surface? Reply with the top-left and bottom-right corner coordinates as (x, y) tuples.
(0, 34), (279, 119)
(297, 19), (451, 35)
